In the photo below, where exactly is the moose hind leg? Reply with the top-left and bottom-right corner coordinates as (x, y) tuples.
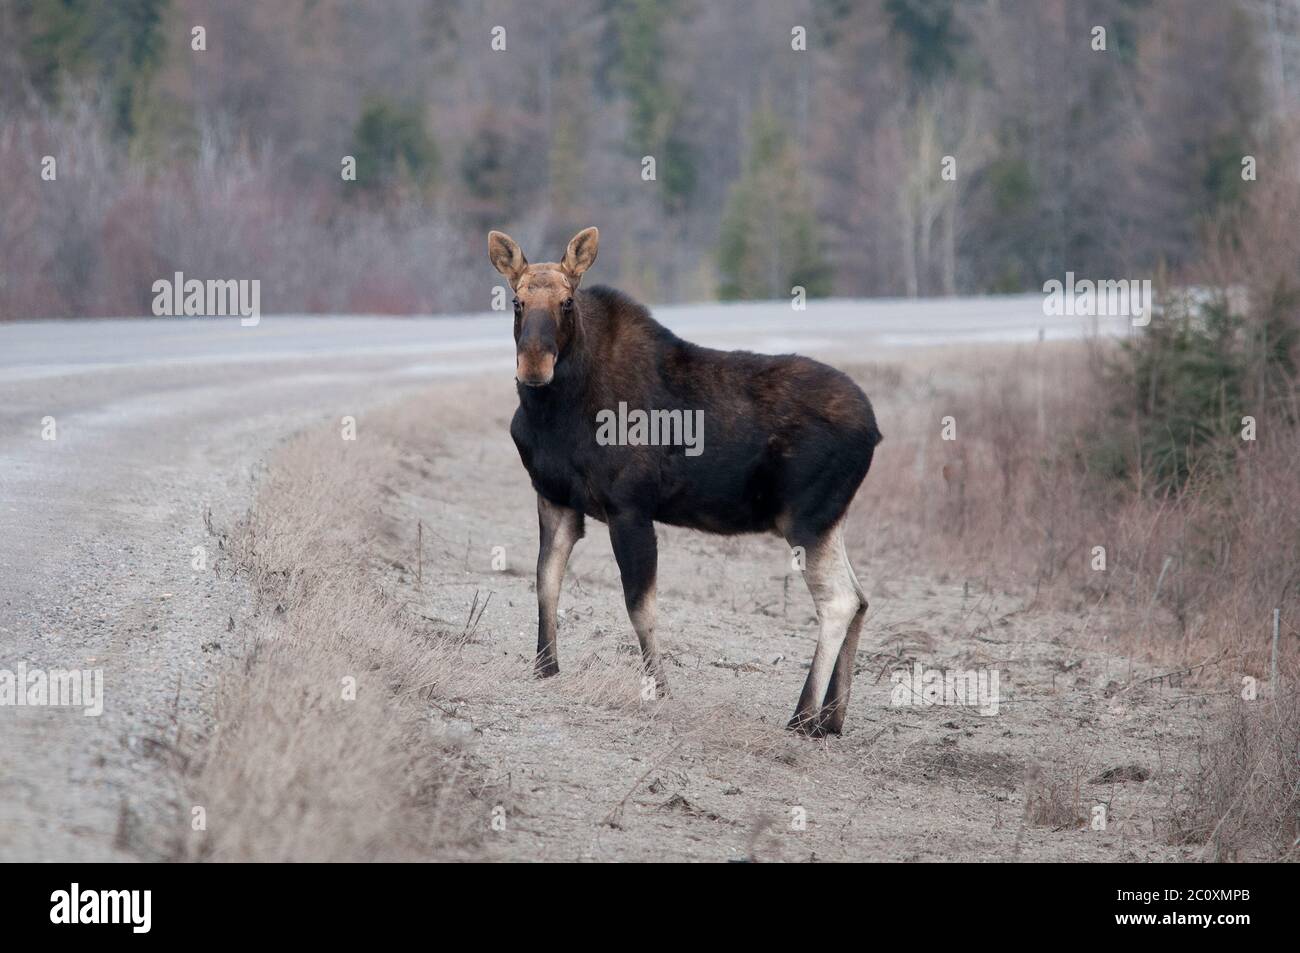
(787, 523), (863, 736)
(822, 538), (868, 735)
(607, 513), (667, 696)
(535, 495), (583, 677)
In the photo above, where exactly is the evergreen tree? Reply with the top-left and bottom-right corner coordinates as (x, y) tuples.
(717, 108), (830, 301)
(609, 0), (695, 211)
(884, 0), (963, 84)
(350, 97), (439, 196)
(18, 0), (169, 138)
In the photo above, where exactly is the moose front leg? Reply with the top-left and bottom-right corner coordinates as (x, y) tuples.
(607, 513), (667, 696)
(535, 495), (583, 677)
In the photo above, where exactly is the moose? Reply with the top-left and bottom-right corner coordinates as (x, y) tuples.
(488, 227), (882, 736)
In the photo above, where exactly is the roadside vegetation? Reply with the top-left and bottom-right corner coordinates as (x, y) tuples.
(844, 154), (1300, 858)
(178, 413), (498, 861)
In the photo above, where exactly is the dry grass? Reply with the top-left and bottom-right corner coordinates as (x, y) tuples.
(1022, 760), (1089, 831)
(177, 414), (509, 861)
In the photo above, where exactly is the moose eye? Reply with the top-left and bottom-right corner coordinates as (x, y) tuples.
(561, 297), (574, 312)
(512, 297), (522, 312)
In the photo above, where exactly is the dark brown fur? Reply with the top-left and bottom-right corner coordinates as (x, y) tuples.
(489, 228), (881, 735)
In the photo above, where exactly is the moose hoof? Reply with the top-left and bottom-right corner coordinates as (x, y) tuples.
(786, 708), (840, 738)
(534, 658), (559, 678)
(644, 670), (669, 699)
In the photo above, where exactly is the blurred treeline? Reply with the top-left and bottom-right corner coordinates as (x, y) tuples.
(0, 0), (1295, 318)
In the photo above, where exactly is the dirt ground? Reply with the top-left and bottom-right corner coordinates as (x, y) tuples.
(334, 372), (1214, 862)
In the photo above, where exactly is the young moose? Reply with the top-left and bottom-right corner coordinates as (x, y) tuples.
(489, 227), (882, 736)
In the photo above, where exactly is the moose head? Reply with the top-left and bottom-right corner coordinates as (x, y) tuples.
(488, 227), (599, 387)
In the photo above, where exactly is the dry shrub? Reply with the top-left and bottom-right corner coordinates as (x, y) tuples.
(1022, 761), (1088, 830)
(0, 92), (477, 319)
(845, 342), (1108, 589)
(179, 414), (506, 861)
(1166, 690), (1300, 861)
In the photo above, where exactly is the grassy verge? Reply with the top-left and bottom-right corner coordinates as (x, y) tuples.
(177, 409), (502, 861)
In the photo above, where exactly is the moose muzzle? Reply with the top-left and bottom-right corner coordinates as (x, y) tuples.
(516, 349), (556, 387)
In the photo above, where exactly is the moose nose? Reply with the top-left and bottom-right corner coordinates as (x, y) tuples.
(516, 352), (556, 387)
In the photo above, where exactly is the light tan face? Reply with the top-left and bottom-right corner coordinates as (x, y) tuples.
(511, 266), (572, 384)
(515, 265), (576, 313)
(488, 228), (599, 387)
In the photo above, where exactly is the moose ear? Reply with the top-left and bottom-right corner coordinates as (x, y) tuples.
(488, 230), (528, 287)
(561, 227), (599, 282)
